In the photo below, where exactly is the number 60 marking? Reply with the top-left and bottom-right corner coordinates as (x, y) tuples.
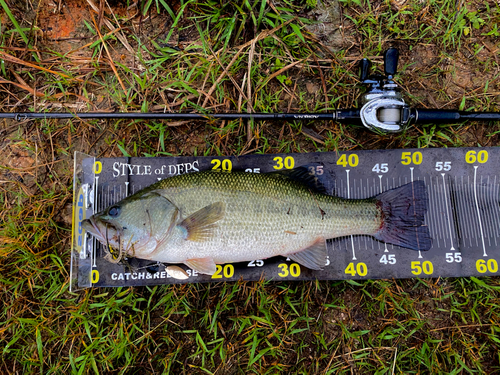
(466, 150), (488, 164)
(476, 259), (498, 273)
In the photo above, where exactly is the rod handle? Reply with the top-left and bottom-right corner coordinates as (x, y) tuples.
(415, 109), (461, 122)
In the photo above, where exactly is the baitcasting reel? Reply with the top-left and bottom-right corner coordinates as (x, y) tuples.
(359, 48), (410, 133)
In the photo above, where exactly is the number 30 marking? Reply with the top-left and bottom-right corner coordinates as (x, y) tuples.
(273, 156), (295, 170)
(278, 263), (300, 277)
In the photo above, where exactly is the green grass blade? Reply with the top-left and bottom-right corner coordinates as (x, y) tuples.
(0, 0), (29, 44)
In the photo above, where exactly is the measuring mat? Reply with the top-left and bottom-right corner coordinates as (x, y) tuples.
(70, 148), (500, 290)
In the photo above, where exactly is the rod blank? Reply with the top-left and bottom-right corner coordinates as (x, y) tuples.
(1, 112), (336, 121)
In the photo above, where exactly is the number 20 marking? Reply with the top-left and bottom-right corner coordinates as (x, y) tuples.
(211, 159), (232, 171)
(212, 264), (235, 279)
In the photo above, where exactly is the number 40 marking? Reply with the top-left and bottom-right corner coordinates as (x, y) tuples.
(344, 262), (368, 276)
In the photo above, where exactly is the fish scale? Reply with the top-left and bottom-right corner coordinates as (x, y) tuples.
(83, 169), (428, 275)
(147, 171), (383, 264)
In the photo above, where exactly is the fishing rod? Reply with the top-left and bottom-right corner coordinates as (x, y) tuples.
(2, 48), (499, 133)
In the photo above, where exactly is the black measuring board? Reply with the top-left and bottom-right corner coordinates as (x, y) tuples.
(73, 148), (500, 288)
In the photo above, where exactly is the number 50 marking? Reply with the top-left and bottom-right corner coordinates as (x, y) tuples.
(401, 151), (422, 165)
(411, 261), (433, 275)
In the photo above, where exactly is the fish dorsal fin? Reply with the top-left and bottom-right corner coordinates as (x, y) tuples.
(179, 202), (225, 242)
(287, 238), (327, 270)
(185, 257), (217, 275)
(269, 164), (332, 194)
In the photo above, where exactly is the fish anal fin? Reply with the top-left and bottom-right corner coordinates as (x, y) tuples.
(180, 202), (225, 242)
(287, 238), (327, 270)
(185, 257), (217, 275)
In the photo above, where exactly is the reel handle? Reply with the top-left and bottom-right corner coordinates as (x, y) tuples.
(359, 58), (372, 82)
(384, 48), (399, 78)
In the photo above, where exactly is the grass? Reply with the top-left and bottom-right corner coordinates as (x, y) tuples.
(1, 0), (500, 373)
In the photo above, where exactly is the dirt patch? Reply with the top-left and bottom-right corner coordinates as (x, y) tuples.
(38, 0), (87, 40)
(305, 0), (344, 52)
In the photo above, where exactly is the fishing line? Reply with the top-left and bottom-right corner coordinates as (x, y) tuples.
(104, 223), (122, 264)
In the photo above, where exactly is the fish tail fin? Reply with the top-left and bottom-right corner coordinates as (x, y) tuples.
(374, 180), (432, 251)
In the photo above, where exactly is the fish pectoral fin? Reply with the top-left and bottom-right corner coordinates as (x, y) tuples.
(185, 257), (217, 275)
(180, 201), (225, 242)
(287, 239), (327, 271)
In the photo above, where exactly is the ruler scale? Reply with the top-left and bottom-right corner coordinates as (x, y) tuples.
(71, 148), (500, 289)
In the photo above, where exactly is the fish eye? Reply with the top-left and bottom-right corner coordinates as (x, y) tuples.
(108, 205), (121, 217)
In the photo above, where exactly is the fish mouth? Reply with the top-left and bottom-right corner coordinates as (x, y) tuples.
(82, 216), (120, 247)
(82, 216), (105, 243)
(82, 216), (129, 264)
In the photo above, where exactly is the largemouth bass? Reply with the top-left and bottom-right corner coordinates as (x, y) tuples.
(82, 167), (431, 275)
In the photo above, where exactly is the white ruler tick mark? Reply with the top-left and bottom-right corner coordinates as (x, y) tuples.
(473, 166), (487, 257)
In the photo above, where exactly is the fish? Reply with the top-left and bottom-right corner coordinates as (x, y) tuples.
(82, 167), (431, 275)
